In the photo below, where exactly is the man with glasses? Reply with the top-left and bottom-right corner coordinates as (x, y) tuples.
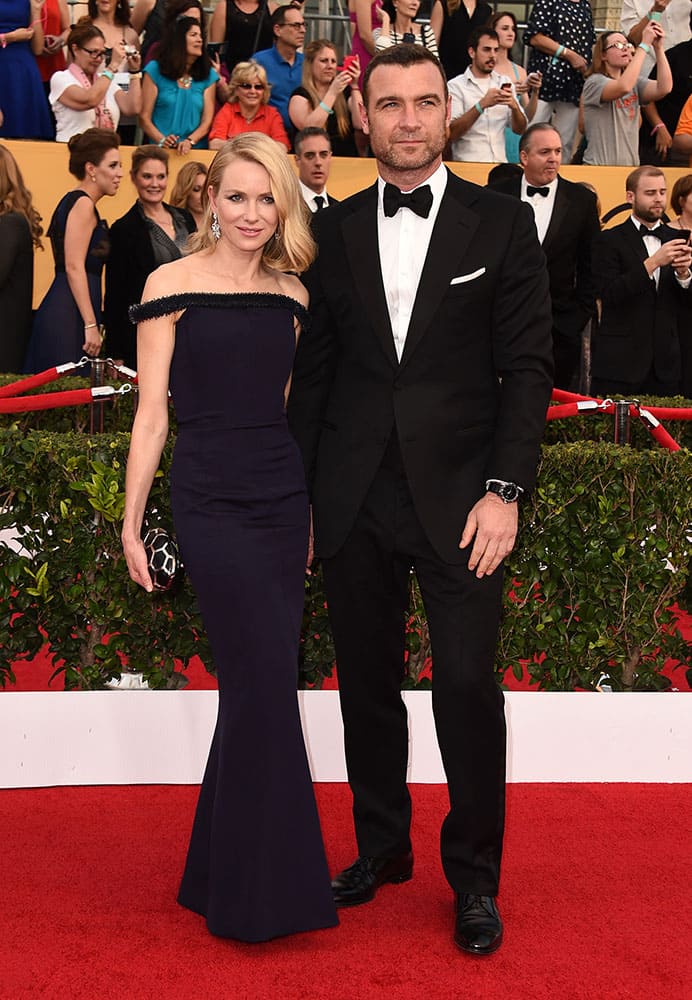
(253, 3), (306, 133)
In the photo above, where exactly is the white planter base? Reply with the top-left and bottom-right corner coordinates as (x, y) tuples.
(1, 690), (690, 788)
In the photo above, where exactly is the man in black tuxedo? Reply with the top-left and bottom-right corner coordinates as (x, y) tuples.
(288, 46), (553, 956)
(591, 165), (692, 398)
(493, 122), (600, 391)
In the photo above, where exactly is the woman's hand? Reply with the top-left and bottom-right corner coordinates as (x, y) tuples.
(565, 48), (588, 74)
(328, 69), (353, 98)
(122, 530), (154, 592)
(177, 137), (193, 155)
(642, 20), (664, 49)
(82, 325), (103, 357)
(160, 133), (179, 148)
(125, 49), (141, 74)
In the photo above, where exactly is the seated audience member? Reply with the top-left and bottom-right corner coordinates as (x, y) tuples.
(438, 0), (491, 82)
(374, 0), (438, 57)
(140, 15), (219, 152)
(130, 0), (166, 64)
(673, 91), (692, 163)
(524, 0), (595, 162)
(590, 166), (692, 399)
(288, 40), (362, 157)
(293, 126), (338, 211)
(0, 144), (43, 373)
(667, 172), (692, 229)
(485, 162), (523, 187)
(448, 28), (526, 163)
(490, 11), (542, 164)
(104, 145), (195, 369)
(492, 122), (600, 392)
(209, 61), (289, 150)
(35, 0), (69, 110)
(169, 159), (207, 230)
(137, 0), (203, 66)
(581, 22), (672, 165)
(253, 4), (305, 133)
(621, 0), (692, 73)
(639, 10), (692, 164)
(0, 0), (53, 139)
(208, 0), (277, 75)
(50, 21), (142, 142)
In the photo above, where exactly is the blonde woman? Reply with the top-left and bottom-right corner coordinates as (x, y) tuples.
(0, 144), (43, 372)
(122, 133), (338, 943)
(208, 60), (289, 150)
(288, 39), (362, 156)
(169, 159), (207, 229)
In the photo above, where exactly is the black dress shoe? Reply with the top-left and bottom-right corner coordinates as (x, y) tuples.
(454, 894), (503, 956)
(331, 852), (414, 907)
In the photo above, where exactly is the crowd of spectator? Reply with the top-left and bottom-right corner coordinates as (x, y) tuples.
(1, 2), (692, 167)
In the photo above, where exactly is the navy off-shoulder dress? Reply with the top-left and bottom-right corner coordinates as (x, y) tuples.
(130, 291), (338, 942)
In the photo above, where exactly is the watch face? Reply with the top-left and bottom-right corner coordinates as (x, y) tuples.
(488, 481), (520, 502)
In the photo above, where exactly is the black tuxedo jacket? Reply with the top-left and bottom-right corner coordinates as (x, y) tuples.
(493, 175), (600, 340)
(591, 218), (690, 385)
(288, 169), (554, 563)
(104, 202), (195, 368)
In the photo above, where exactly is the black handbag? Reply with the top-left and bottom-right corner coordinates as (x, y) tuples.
(141, 524), (182, 592)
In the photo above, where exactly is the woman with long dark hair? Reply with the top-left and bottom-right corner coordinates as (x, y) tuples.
(24, 129), (123, 372)
(139, 15), (219, 153)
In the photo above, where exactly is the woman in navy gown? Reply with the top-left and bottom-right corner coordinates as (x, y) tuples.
(0, 0), (53, 139)
(122, 133), (338, 943)
(24, 129), (122, 373)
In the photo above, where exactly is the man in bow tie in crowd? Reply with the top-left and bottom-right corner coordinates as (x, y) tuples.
(493, 122), (601, 391)
(288, 45), (553, 956)
(590, 165), (692, 397)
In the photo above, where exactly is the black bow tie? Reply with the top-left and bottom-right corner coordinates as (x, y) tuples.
(383, 182), (433, 219)
(527, 185), (550, 198)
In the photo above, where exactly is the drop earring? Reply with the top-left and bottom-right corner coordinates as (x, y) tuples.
(211, 211), (221, 241)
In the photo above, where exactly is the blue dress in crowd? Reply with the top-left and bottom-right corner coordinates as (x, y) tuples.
(24, 191), (109, 373)
(143, 61), (218, 148)
(0, 0), (53, 139)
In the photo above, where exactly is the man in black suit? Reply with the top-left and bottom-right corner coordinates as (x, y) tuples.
(493, 122), (600, 391)
(591, 165), (692, 397)
(293, 127), (339, 212)
(288, 46), (553, 956)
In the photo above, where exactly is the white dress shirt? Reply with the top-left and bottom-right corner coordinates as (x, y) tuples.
(448, 68), (524, 163)
(299, 180), (333, 213)
(377, 162), (448, 361)
(631, 215), (692, 288)
(520, 175), (558, 244)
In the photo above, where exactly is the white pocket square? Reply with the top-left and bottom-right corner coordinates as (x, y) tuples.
(450, 267), (486, 285)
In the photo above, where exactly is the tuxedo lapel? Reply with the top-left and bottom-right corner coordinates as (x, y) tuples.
(399, 182), (480, 371)
(542, 178), (570, 254)
(622, 217), (650, 264)
(342, 183), (399, 370)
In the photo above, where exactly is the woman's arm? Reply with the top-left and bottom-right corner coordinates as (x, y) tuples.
(121, 271), (176, 592)
(640, 37), (673, 103)
(130, 0), (156, 36)
(599, 23), (661, 102)
(267, 107), (291, 150)
(115, 51), (144, 116)
(430, 0), (443, 45)
(178, 81), (217, 153)
(528, 32), (588, 75)
(138, 72), (166, 143)
(29, 0), (45, 56)
(63, 196), (102, 355)
(208, 0), (226, 43)
(374, 12), (391, 52)
(355, 0), (377, 56)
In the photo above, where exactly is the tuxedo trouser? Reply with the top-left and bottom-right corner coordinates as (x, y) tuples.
(321, 435), (506, 896)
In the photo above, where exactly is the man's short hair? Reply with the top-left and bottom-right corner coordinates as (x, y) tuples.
(625, 165), (665, 194)
(518, 122), (561, 156)
(271, 3), (301, 31)
(362, 44), (447, 108)
(294, 126), (331, 156)
(468, 27), (499, 51)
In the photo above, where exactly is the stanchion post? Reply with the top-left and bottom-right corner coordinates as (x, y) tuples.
(90, 358), (106, 434)
(614, 400), (631, 446)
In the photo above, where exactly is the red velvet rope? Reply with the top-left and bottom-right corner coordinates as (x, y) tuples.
(0, 364), (81, 399)
(0, 389), (95, 413)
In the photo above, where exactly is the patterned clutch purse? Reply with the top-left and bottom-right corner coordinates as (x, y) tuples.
(142, 525), (182, 592)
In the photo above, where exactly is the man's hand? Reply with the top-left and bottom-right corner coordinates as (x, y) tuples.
(654, 123), (672, 158)
(459, 493), (518, 579)
(647, 238), (692, 273)
(483, 87), (513, 109)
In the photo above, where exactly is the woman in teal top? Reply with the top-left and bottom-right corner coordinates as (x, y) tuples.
(140, 16), (219, 152)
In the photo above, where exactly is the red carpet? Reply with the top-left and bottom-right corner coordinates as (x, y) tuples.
(2, 783), (690, 999)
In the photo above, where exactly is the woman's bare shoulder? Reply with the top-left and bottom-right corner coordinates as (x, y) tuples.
(276, 271), (309, 308)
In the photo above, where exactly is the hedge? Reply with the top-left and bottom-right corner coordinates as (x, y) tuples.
(0, 425), (690, 691)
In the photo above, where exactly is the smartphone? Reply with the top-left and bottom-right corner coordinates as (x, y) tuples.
(124, 44), (137, 57)
(675, 229), (691, 243)
(104, 47), (112, 63)
(414, 0), (432, 22)
(207, 42), (227, 59)
(338, 53), (358, 73)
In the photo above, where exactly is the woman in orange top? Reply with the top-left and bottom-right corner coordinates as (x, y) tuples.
(209, 60), (289, 150)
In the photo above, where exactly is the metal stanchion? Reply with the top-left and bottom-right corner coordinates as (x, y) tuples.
(613, 400), (631, 446)
(89, 358), (106, 434)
